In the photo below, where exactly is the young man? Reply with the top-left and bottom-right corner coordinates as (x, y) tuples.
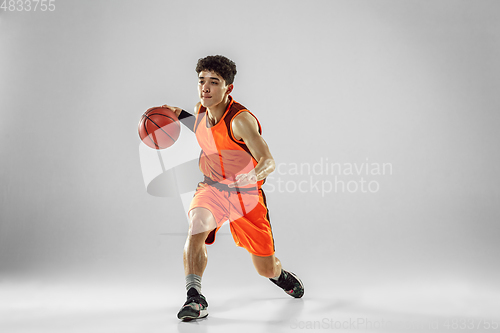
(162, 55), (304, 321)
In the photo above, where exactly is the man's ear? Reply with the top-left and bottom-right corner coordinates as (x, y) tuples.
(226, 84), (234, 95)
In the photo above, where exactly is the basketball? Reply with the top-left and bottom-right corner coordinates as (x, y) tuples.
(138, 107), (181, 149)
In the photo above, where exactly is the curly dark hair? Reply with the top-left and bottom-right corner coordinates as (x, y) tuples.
(195, 55), (237, 85)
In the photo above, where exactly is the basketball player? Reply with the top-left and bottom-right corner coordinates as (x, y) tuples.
(162, 55), (304, 321)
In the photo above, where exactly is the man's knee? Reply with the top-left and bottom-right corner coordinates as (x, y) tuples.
(189, 216), (213, 236)
(188, 208), (216, 236)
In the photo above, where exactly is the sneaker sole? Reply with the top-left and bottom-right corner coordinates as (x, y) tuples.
(177, 306), (209, 321)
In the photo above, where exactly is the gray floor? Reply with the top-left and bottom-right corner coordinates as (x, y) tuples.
(1, 233), (499, 333)
(1, 278), (499, 333)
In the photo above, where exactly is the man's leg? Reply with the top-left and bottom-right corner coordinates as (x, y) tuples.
(251, 253), (282, 278)
(184, 207), (216, 277)
(178, 207), (216, 321)
(251, 253), (304, 298)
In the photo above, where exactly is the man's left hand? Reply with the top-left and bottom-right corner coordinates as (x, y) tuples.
(228, 172), (257, 188)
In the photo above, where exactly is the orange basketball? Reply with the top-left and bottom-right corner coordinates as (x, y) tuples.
(138, 107), (181, 149)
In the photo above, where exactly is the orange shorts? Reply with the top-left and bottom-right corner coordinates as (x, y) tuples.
(188, 182), (275, 257)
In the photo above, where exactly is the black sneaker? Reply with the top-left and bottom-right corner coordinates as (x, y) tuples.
(269, 270), (304, 298)
(177, 287), (209, 321)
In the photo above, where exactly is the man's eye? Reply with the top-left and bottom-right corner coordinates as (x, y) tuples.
(211, 82), (218, 85)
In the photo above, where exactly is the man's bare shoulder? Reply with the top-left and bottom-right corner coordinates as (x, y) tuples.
(234, 111), (258, 128)
(232, 111), (259, 140)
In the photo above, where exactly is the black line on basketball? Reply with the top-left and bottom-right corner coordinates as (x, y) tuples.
(144, 108), (180, 127)
(143, 121), (160, 149)
(147, 112), (181, 130)
(143, 114), (176, 143)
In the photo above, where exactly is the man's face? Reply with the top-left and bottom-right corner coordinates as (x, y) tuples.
(198, 70), (232, 108)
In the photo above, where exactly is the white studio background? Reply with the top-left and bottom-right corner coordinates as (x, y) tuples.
(1, 0), (500, 328)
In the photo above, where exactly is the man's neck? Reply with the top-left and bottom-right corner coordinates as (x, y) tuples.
(207, 96), (231, 125)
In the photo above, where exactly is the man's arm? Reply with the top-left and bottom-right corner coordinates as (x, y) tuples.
(228, 112), (275, 188)
(161, 103), (200, 133)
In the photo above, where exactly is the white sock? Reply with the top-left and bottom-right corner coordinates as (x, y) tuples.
(186, 274), (202, 294)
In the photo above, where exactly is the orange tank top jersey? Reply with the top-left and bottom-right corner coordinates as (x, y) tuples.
(194, 96), (265, 189)
(189, 96), (275, 256)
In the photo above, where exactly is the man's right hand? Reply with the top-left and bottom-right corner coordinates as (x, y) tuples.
(161, 104), (182, 117)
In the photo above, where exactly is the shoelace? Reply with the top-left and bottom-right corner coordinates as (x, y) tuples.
(184, 294), (207, 307)
(279, 272), (296, 291)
